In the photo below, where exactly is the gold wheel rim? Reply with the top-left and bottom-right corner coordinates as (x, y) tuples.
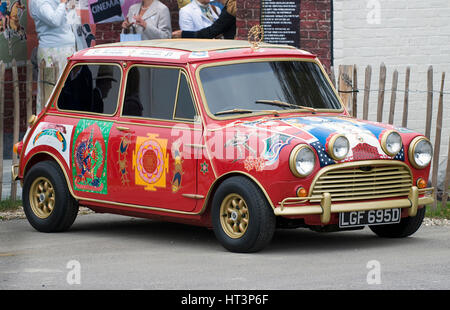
(219, 193), (249, 239)
(29, 177), (55, 219)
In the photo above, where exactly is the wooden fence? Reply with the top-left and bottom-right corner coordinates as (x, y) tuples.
(0, 59), (59, 202)
(0, 59), (448, 210)
(332, 64), (449, 209)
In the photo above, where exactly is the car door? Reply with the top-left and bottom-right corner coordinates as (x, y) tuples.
(107, 65), (201, 213)
(51, 63), (122, 201)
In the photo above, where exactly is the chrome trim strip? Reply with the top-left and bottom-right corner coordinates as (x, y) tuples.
(182, 194), (205, 199)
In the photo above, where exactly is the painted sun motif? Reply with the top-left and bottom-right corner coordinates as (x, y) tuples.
(137, 141), (164, 183)
(133, 134), (169, 191)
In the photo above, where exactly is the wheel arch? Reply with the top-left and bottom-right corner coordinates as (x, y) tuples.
(22, 152), (76, 199)
(201, 171), (275, 215)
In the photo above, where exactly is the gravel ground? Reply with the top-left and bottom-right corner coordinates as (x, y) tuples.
(423, 217), (450, 226)
(0, 207), (94, 221)
(1, 207), (448, 225)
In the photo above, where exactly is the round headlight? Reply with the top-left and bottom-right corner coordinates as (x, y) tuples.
(327, 135), (349, 160)
(408, 137), (433, 169)
(289, 145), (316, 177)
(381, 131), (402, 156)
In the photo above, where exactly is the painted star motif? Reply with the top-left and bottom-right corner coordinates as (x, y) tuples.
(394, 146), (405, 161)
(200, 161), (209, 175)
(310, 140), (335, 167)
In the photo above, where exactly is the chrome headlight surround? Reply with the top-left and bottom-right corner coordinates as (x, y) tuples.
(381, 130), (402, 157)
(408, 136), (433, 169)
(289, 144), (316, 177)
(327, 134), (350, 161)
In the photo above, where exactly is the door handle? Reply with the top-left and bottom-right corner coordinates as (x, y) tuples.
(116, 126), (130, 132)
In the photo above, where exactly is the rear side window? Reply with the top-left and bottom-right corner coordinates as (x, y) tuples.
(57, 64), (121, 115)
(122, 66), (178, 119)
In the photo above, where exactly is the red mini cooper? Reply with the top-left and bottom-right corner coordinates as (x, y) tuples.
(13, 40), (434, 252)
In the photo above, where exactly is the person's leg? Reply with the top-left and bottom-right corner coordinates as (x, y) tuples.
(36, 45), (75, 114)
(36, 47), (47, 114)
(54, 45), (76, 79)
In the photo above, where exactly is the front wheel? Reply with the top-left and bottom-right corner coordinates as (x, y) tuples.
(369, 206), (426, 238)
(23, 161), (79, 232)
(211, 177), (276, 253)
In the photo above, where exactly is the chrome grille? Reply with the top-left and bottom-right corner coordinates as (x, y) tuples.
(310, 163), (412, 202)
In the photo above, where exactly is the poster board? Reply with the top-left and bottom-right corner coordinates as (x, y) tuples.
(0, 0), (142, 66)
(260, 0), (300, 48)
(0, 0), (28, 66)
(87, 0), (140, 24)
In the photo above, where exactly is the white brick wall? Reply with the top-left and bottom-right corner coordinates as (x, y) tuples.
(333, 0), (450, 182)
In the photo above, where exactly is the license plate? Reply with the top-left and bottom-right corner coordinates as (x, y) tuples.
(339, 208), (401, 228)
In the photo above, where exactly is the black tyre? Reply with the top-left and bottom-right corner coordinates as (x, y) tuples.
(23, 161), (79, 232)
(211, 176), (276, 253)
(369, 207), (426, 238)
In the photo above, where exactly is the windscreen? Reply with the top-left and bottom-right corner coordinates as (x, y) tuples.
(199, 61), (341, 116)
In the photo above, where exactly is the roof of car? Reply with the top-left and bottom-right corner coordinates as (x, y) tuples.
(71, 39), (316, 63)
(98, 39), (297, 52)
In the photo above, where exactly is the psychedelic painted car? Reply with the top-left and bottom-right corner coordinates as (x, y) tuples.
(13, 40), (434, 252)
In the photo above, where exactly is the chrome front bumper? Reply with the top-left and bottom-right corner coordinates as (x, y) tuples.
(274, 186), (434, 224)
(11, 164), (19, 181)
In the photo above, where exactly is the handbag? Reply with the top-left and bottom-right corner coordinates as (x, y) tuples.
(120, 25), (142, 42)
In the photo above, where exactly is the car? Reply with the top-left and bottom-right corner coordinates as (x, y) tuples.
(13, 39), (435, 253)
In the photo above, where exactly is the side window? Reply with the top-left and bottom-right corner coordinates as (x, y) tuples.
(122, 66), (178, 119)
(57, 64), (121, 115)
(174, 73), (197, 121)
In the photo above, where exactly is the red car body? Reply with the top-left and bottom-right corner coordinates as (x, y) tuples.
(14, 40), (435, 252)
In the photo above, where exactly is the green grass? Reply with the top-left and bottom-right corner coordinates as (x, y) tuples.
(426, 200), (450, 219)
(0, 199), (22, 212)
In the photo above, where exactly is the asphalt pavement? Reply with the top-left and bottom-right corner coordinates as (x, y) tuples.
(1, 213), (449, 290)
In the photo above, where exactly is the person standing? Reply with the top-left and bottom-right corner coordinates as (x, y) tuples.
(179, 0), (221, 32)
(122, 0), (171, 40)
(0, 1), (10, 32)
(172, 0), (235, 39)
(29, 0), (76, 111)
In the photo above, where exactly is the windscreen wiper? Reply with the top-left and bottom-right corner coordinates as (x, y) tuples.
(214, 109), (255, 116)
(255, 100), (317, 113)
(214, 108), (281, 117)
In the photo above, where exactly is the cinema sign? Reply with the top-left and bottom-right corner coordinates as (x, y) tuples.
(90, 0), (123, 23)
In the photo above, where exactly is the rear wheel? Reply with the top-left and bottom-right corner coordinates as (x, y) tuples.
(369, 207), (426, 238)
(212, 176), (276, 253)
(23, 161), (79, 232)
